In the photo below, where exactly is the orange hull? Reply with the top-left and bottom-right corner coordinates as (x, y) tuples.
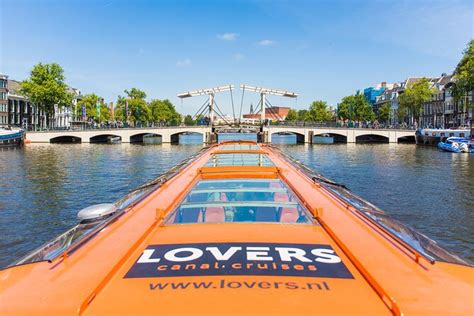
(0, 141), (472, 315)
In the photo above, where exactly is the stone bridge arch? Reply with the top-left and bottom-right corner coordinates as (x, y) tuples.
(355, 132), (389, 143)
(89, 134), (122, 144)
(270, 131), (305, 143)
(130, 132), (163, 144)
(170, 131), (204, 144)
(312, 132), (348, 143)
(50, 135), (82, 143)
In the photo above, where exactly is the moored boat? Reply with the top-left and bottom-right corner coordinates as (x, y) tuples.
(0, 127), (24, 147)
(313, 133), (334, 144)
(0, 140), (472, 315)
(143, 133), (162, 144)
(107, 135), (121, 144)
(438, 137), (473, 153)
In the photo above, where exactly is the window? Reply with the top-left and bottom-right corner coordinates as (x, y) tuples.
(220, 144), (260, 151)
(166, 179), (314, 224)
(205, 153), (274, 167)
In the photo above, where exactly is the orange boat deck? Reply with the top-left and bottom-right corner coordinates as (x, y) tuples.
(0, 141), (472, 316)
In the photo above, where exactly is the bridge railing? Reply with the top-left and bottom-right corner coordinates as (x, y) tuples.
(269, 121), (415, 130)
(26, 124), (211, 133)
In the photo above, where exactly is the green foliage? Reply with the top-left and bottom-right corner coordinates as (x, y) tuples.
(115, 88), (151, 124)
(125, 88), (147, 100)
(76, 94), (101, 121)
(307, 100), (332, 122)
(453, 39), (474, 110)
(149, 99), (181, 125)
(399, 78), (434, 122)
(285, 109), (298, 121)
(129, 98), (151, 123)
(297, 109), (309, 121)
(338, 93), (375, 121)
(20, 63), (72, 119)
(184, 114), (196, 126)
(377, 102), (391, 123)
(76, 94), (111, 122)
(337, 101), (350, 120)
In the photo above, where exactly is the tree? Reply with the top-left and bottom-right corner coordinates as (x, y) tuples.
(114, 88), (151, 125)
(453, 39), (474, 127)
(76, 93), (105, 121)
(338, 93), (375, 122)
(454, 39), (474, 94)
(125, 88), (147, 100)
(149, 99), (181, 125)
(285, 109), (298, 121)
(297, 109), (309, 121)
(337, 101), (350, 120)
(377, 102), (391, 124)
(20, 63), (72, 128)
(129, 98), (151, 124)
(399, 78), (434, 124)
(308, 100), (332, 122)
(184, 114), (196, 126)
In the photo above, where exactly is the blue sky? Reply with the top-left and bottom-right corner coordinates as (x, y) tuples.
(1, 0), (473, 115)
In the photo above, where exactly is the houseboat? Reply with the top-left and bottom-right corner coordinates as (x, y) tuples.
(0, 141), (472, 315)
(0, 127), (24, 147)
(415, 128), (471, 146)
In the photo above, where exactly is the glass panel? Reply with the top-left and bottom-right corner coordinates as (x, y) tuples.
(220, 144), (260, 151)
(167, 179), (313, 225)
(205, 153), (274, 167)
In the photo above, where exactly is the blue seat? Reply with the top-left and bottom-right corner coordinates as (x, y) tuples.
(255, 207), (277, 222)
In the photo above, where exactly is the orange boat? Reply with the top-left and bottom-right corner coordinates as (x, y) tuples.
(1, 141), (472, 315)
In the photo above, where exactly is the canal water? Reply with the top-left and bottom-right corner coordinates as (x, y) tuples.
(0, 134), (472, 268)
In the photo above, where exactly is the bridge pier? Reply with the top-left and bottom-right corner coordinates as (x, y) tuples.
(161, 134), (171, 143)
(347, 130), (355, 143)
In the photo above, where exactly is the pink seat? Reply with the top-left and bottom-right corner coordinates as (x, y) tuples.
(270, 181), (284, 189)
(205, 207), (225, 223)
(274, 192), (289, 202)
(280, 207), (299, 223)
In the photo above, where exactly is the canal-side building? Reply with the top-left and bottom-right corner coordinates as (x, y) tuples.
(0, 74), (8, 126)
(374, 83), (403, 126)
(7, 79), (45, 130)
(4, 75), (83, 130)
(364, 82), (395, 108)
(242, 106), (290, 121)
(420, 75), (452, 128)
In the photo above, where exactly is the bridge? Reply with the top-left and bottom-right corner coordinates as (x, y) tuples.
(25, 126), (212, 143)
(25, 126), (415, 144)
(262, 126), (415, 143)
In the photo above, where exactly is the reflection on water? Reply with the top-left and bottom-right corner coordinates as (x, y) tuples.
(0, 136), (472, 268)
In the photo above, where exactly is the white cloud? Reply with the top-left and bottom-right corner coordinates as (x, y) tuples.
(217, 33), (239, 41)
(258, 39), (274, 46)
(233, 53), (245, 61)
(176, 58), (192, 67)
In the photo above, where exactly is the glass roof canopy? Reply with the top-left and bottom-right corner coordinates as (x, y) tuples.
(166, 179), (313, 224)
(205, 153), (274, 167)
(166, 143), (314, 224)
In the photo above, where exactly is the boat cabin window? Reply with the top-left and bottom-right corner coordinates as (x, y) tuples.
(166, 179), (314, 224)
(205, 153), (274, 167)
